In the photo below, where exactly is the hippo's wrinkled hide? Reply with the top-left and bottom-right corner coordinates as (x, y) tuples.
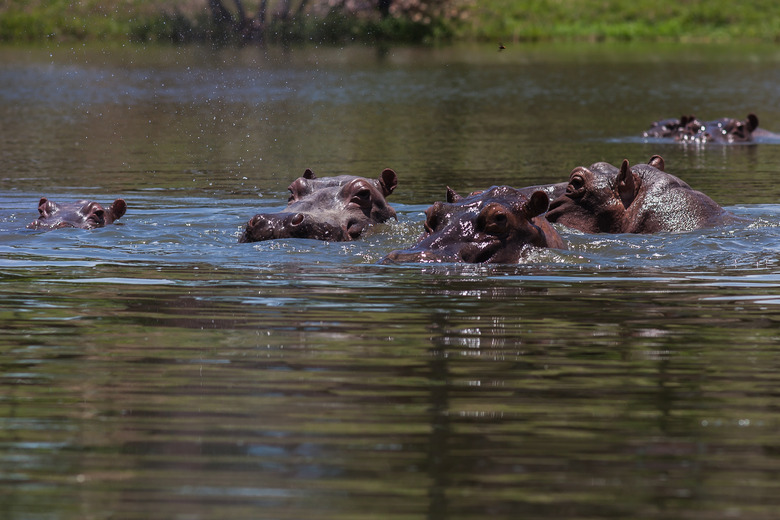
(546, 156), (736, 234)
(381, 186), (565, 264)
(240, 168), (398, 243)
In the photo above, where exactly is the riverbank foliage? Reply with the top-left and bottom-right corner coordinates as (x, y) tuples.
(2, 0), (780, 44)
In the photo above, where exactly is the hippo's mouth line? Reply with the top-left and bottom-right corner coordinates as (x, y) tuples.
(85, 216), (104, 229)
(460, 239), (504, 264)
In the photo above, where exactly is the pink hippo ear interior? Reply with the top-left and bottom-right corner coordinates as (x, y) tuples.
(446, 186), (462, 203)
(617, 159), (639, 209)
(647, 155), (665, 171)
(303, 168), (316, 180)
(109, 199), (127, 222)
(522, 190), (550, 219)
(378, 168), (398, 197)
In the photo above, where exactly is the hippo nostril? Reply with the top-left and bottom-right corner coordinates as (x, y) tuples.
(347, 219), (364, 240)
(290, 214), (304, 226)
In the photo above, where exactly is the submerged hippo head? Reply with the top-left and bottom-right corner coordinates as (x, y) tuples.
(380, 186), (565, 264)
(643, 113), (759, 143)
(239, 168), (398, 243)
(27, 197), (127, 230)
(546, 155), (732, 234)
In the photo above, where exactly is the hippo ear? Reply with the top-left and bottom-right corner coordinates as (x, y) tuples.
(38, 197), (49, 214)
(109, 199), (127, 221)
(522, 191), (550, 219)
(747, 113), (759, 132)
(647, 155), (665, 171)
(446, 186), (462, 203)
(616, 159), (638, 208)
(378, 168), (398, 197)
(303, 168), (316, 180)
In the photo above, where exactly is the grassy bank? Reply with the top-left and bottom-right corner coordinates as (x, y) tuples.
(467, 0), (780, 43)
(2, 0), (780, 44)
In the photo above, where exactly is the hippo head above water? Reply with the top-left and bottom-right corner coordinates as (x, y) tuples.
(239, 168), (398, 243)
(546, 155), (734, 234)
(643, 113), (760, 143)
(27, 197), (127, 230)
(380, 185), (565, 264)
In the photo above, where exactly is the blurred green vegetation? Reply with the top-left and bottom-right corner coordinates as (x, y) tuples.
(1, 0), (780, 44)
(469, 0), (780, 42)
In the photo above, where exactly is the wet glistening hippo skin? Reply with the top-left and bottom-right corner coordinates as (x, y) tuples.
(239, 168), (398, 243)
(545, 155), (736, 234)
(27, 197), (127, 230)
(643, 113), (765, 143)
(380, 185), (565, 264)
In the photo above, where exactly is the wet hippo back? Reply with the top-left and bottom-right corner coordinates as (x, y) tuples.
(546, 156), (736, 234)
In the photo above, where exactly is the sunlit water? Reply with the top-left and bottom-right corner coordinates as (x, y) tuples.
(2, 43), (780, 520)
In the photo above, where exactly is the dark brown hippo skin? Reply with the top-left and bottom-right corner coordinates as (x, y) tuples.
(27, 197), (127, 230)
(643, 113), (763, 143)
(239, 168), (398, 243)
(546, 155), (736, 234)
(380, 185), (565, 264)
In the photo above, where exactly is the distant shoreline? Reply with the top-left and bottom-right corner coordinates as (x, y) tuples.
(2, 1), (779, 45)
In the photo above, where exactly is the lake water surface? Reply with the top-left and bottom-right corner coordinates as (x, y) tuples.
(1, 42), (780, 520)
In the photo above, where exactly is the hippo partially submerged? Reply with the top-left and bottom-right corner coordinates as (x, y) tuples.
(546, 156), (735, 234)
(27, 197), (127, 230)
(643, 113), (762, 143)
(381, 186), (565, 264)
(239, 168), (398, 243)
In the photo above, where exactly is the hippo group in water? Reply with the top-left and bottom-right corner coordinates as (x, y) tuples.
(25, 152), (744, 264)
(642, 113), (774, 143)
(239, 168), (398, 243)
(27, 197), (127, 230)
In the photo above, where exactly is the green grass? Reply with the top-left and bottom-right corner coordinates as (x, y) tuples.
(2, 0), (780, 44)
(463, 0), (780, 43)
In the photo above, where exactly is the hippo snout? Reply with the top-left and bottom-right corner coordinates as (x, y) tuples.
(239, 212), (305, 243)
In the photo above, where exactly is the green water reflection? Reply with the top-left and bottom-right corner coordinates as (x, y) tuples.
(2, 264), (779, 519)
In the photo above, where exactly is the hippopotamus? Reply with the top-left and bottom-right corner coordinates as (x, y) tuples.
(27, 197), (127, 230)
(545, 155), (736, 234)
(380, 185), (565, 264)
(643, 113), (761, 143)
(239, 168), (398, 243)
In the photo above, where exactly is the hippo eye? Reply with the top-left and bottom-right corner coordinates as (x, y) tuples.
(477, 203), (511, 236)
(354, 188), (371, 201)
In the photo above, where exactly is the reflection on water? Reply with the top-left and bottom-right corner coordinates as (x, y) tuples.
(2, 43), (780, 519)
